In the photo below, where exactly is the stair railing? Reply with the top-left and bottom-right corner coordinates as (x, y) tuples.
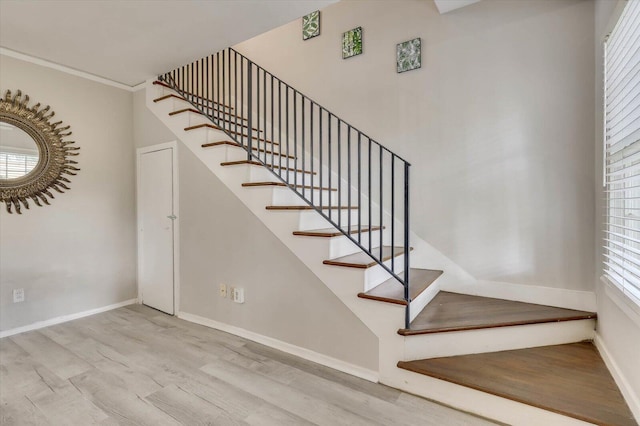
(159, 48), (412, 328)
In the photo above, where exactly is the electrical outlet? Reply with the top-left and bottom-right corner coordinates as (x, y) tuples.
(229, 286), (235, 301)
(219, 284), (227, 298)
(13, 288), (24, 303)
(233, 287), (244, 304)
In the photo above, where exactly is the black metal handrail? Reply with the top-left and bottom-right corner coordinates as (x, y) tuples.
(159, 47), (412, 328)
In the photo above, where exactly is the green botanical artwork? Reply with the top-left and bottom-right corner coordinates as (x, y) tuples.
(396, 38), (421, 73)
(302, 10), (320, 40)
(342, 27), (363, 59)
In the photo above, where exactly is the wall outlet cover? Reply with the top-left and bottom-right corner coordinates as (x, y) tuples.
(13, 288), (25, 303)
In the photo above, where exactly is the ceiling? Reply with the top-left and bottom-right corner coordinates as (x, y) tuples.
(0, 0), (336, 87)
(433, 0), (481, 14)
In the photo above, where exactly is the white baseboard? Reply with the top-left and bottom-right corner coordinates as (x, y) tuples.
(0, 298), (138, 339)
(594, 334), (640, 423)
(442, 280), (597, 312)
(177, 311), (379, 383)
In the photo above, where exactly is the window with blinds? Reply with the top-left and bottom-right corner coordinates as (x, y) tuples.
(0, 150), (39, 179)
(604, 0), (640, 306)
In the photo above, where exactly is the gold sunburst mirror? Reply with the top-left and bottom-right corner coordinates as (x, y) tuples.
(0, 90), (79, 214)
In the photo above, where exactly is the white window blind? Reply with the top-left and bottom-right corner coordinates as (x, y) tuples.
(0, 150), (38, 179)
(604, 0), (640, 306)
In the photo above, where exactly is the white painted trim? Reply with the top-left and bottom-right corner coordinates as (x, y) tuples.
(594, 334), (640, 423)
(136, 141), (180, 316)
(0, 299), (137, 339)
(443, 279), (597, 312)
(0, 47), (136, 92)
(600, 275), (640, 328)
(132, 82), (147, 92)
(178, 311), (380, 383)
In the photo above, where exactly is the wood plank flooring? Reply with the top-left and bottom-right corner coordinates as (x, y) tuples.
(398, 342), (637, 426)
(0, 304), (497, 426)
(399, 291), (597, 335)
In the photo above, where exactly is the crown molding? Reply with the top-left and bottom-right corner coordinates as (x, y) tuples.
(0, 47), (138, 92)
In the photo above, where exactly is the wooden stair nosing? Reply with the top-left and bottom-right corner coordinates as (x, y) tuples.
(154, 93), (246, 120)
(396, 342), (637, 426)
(171, 107), (252, 126)
(323, 246), (412, 269)
(266, 205), (359, 211)
(201, 141), (296, 159)
(241, 182), (338, 191)
(357, 268), (443, 306)
(397, 314), (598, 336)
(185, 123), (265, 136)
(220, 160), (316, 175)
(397, 291), (598, 336)
(185, 124), (276, 144)
(293, 225), (383, 238)
(153, 81), (234, 110)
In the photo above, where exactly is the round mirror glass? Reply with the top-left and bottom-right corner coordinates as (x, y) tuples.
(0, 122), (40, 180)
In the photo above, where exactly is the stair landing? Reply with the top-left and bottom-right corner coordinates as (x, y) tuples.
(398, 342), (637, 426)
(399, 291), (596, 336)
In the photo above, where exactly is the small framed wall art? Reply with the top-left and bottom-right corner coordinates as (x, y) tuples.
(302, 10), (320, 40)
(396, 38), (421, 73)
(342, 27), (363, 59)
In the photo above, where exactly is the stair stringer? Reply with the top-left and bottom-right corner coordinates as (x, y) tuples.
(146, 81), (604, 425)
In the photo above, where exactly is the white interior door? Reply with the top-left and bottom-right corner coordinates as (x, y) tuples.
(138, 147), (175, 314)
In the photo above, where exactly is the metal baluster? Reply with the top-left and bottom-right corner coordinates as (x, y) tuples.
(247, 61), (253, 160)
(221, 50), (225, 131)
(337, 119), (341, 228)
(234, 52), (238, 141)
(286, 86), (290, 183)
(379, 145), (383, 260)
(319, 107), (323, 210)
(278, 80), (282, 176)
(348, 126), (351, 233)
(404, 162), (410, 328)
(328, 114), (332, 219)
(216, 52), (220, 124)
(368, 138), (372, 253)
(310, 102), (314, 203)
(358, 133), (362, 244)
(294, 91), (298, 191)
(391, 155), (395, 272)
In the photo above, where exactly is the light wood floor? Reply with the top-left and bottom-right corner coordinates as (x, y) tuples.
(1, 304), (498, 426)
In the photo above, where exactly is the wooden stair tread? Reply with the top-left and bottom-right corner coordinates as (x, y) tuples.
(185, 123), (267, 138)
(172, 108), (255, 128)
(220, 160), (315, 174)
(323, 246), (410, 269)
(293, 225), (383, 238)
(154, 93), (247, 121)
(358, 268), (443, 306)
(397, 342), (637, 426)
(201, 141), (296, 159)
(398, 291), (597, 336)
(241, 182), (337, 191)
(266, 205), (358, 211)
(153, 81), (234, 110)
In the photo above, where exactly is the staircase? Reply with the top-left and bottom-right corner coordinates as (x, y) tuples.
(146, 48), (637, 426)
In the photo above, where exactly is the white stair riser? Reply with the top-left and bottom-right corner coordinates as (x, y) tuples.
(364, 253), (407, 291)
(297, 208), (360, 230)
(248, 167), (318, 186)
(403, 319), (596, 361)
(328, 229), (382, 259)
(272, 187), (336, 207)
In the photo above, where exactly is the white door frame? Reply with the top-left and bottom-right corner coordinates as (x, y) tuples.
(136, 141), (180, 314)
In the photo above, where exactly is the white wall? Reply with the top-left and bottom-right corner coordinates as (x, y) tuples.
(133, 90), (379, 370)
(234, 0), (596, 293)
(594, 0), (640, 417)
(0, 55), (136, 332)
